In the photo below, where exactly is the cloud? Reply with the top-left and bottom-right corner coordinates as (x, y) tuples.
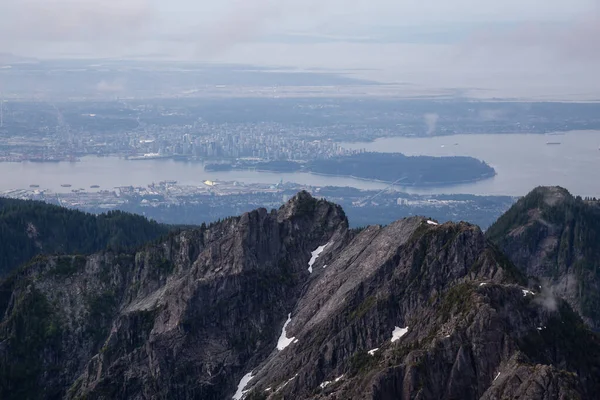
(461, 4), (600, 64)
(96, 79), (126, 93)
(424, 113), (439, 135)
(478, 109), (506, 121)
(0, 0), (598, 101)
(0, 0), (154, 43)
(534, 284), (558, 312)
(0, 0), (326, 59)
(189, 0), (289, 58)
(169, 0), (323, 59)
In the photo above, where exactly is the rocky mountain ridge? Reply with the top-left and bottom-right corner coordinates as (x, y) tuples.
(1, 190), (599, 400)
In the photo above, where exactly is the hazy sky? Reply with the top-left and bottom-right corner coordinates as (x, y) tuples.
(0, 0), (596, 53)
(1, 0), (598, 98)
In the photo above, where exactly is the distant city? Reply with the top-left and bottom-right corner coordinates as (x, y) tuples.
(1, 61), (600, 166)
(1, 59), (599, 227)
(0, 101), (360, 163)
(1, 96), (599, 165)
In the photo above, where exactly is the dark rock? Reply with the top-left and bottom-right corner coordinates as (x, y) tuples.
(1, 191), (599, 400)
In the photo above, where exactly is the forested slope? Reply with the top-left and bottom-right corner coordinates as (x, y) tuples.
(0, 198), (170, 277)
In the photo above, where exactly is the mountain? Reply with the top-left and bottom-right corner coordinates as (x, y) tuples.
(1, 191), (599, 400)
(0, 198), (170, 277)
(486, 186), (600, 331)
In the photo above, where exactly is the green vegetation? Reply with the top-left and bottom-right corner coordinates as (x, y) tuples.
(245, 391), (269, 400)
(408, 221), (434, 244)
(348, 296), (377, 321)
(439, 283), (475, 322)
(0, 197), (170, 277)
(475, 244), (528, 286)
(0, 284), (62, 399)
(293, 191), (318, 217)
(85, 291), (118, 344)
(307, 153), (496, 185)
(206, 160), (301, 173)
(485, 187), (549, 242)
(52, 256), (83, 277)
(349, 349), (382, 376)
(486, 187), (600, 325)
(207, 152), (496, 186)
(518, 301), (600, 383)
(145, 255), (176, 281)
(350, 226), (367, 235)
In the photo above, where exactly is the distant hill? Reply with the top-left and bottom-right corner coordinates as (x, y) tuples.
(0, 197), (170, 277)
(0, 53), (37, 65)
(207, 152), (497, 187)
(307, 152), (496, 186)
(486, 186), (600, 330)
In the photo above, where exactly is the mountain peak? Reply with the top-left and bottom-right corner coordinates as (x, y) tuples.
(277, 190), (348, 228)
(487, 186), (600, 331)
(278, 190), (317, 218)
(528, 186), (572, 207)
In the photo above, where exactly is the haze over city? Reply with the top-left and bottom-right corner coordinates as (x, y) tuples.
(1, 0), (599, 98)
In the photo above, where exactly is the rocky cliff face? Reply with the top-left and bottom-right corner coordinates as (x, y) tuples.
(486, 186), (600, 331)
(1, 191), (599, 400)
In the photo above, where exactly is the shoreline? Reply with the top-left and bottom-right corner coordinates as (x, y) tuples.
(206, 166), (497, 188)
(306, 171), (498, 188)
(337, 129), (599, 145)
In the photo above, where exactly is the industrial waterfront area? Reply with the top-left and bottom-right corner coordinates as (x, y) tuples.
(1, 177), (516, 230)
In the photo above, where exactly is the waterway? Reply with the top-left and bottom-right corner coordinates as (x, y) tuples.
(1, 130), (599, 197)
(0, 157), (393, 194)
(341, 130), (600, 197)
